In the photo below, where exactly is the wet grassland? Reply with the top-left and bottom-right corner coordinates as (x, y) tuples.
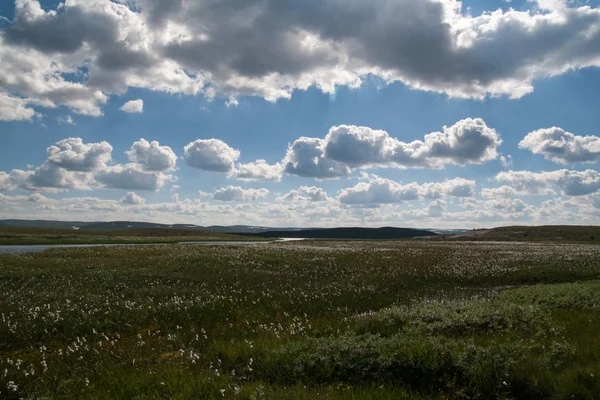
(1, 240), (600, 399)
(0, 227), (264, 246)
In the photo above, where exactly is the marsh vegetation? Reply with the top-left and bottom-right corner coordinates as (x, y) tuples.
(0, 227), (261, 246)
(1, 241), (599, 399)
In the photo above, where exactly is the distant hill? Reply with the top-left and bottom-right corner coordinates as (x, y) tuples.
(0, 219), (274, 233)
(250, 227), (437, 240)
(0, 220), (436, 239)
(202, 225), (318, 234)
(0, 219), (322, 234)
(78, 221), (206, 231)
(438, 225), (600, 243)
(0, 219), (89, 230)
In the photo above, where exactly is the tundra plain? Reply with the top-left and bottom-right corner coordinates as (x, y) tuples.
(1, 240), (600, 399)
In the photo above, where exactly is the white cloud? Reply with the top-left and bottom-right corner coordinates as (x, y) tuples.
(519, 127), (600, 164)
(120, 191), (145, 205)
(338, 175), (475, 205)
(0, 90), (38, 121)
(225, 97), (239, 108)
(419, 178), (476, 198)
(427, 199), (447, 217)
(0, 171), (18, 191)
(339, 179), (420, 205)
(230, 160), (283, 182)
(184, 139), (240, 173)
(120, 99), (144, 113)
(9, 162), (96, 192)
(324, 121), (501, 168)
(57, 115), (75, 125)
(95, 164), (174, 191)
(212, 186), (270, 202)
(481, 185), (517, 198)
(496, 169), (600, 196)
(282, 137), (352, 179)
(2, 183), (600, 228)
(0, 192), (52, 203)
(279, 186), (330, 202)
(0, 137), (175, 192)
(46, 138), (113, 172)
(126, 138), (176, 172)
(590, 192), (600, 209)
(500, 154), (513, 168)
(285, 118), (501, 178)
(486, 198), (533, 213)
(3, 1), (600, 117)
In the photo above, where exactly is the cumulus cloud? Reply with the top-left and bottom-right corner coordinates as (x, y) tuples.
(427, 199), (447, 217)
(325, 119), (502, 168)
(411, 118), (501, 167)
(338, 175), (475, 205)
(126, 139), (176, 172)
(283, 137), (352, 179)
(496, 169), (600, 196)
(590, 192), (600, 209)
(120, 99), (144, 113)
(57, 115), (75, 125)
(3, 0), (600, 117)
(184, 139), (240, 173)
(4, 161), (96, 192)
(0, 192), (52, 203)
(212, 186), (269, 202)
(420, 178), (476, 198)
(486, 198), (533, 213)
(519, 127), (600, 164)
(120, 191), (145, 205)
(0, 137), (175, 192)
(0, 90), (38, 121)
(2, 185), (599, 228)
(95, 164), (173, 191)
(0, 171), (18, 191)
(481, 185), (517, 198)
(499, 154), (513, 168)
(225, 97), (239, 108)
(46, 138), (112, 172)
(279, 186), (330, 202)
(285, 119), (501, 178)
(230, 160), (283, 181)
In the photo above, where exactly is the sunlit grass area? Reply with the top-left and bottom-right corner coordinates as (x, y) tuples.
(1, 241), (599, 399)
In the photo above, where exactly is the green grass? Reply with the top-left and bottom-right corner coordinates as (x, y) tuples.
(1, 241), (600, 398)
(443, 225), (600, 244)
(0, 227), (266, 245)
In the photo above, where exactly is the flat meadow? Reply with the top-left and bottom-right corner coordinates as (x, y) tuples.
(1, 240), (600, 399)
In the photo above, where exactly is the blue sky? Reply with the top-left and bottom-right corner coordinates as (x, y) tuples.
(1, 0), (600, 228)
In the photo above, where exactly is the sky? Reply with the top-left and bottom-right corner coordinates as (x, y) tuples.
(1, 0), (600, 228)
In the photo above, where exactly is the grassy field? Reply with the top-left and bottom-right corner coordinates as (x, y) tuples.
(0, 227), (264, 245)
(1, 240), (600, 399)
(438, 225), (600, 244)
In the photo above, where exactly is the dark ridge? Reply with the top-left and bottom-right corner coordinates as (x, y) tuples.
(249, 227), (437, 239)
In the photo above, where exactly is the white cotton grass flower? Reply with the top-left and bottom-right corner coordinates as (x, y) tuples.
(7, 381), (18, 392)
